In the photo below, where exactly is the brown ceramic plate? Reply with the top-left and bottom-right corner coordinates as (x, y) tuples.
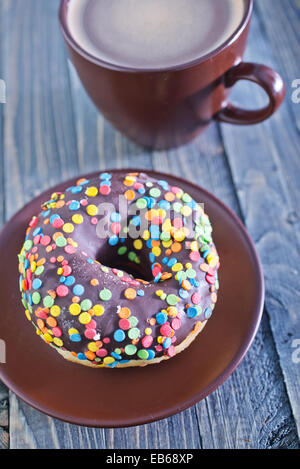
(0, 170), (264, 427)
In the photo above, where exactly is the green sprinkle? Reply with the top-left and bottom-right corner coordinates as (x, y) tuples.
(138, 349), (149, 360)
(35, 265), (45, 276)
(125, 344), (137, 356)
(43, 295), (54, 308)
(99, 288), (112, 301)
(80, 299), (92, 311)
(128, 251), (137, 261)
(118, 246), (127, 255)
(129, 316), (139, 327)
(182, 193), (192, 203)
(128, 327), (140, 340)
(186, 268), (196, 278)
(149, 188), (161, 198)
(136, 198), (147, 209)
(55, 236), (67, 247)
(173, 202), (183, 213)
(166, 294), (179, 306)
(24, 240), (33, 251)
(161, 231), (171, 242)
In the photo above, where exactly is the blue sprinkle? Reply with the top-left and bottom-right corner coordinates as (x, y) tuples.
(108, 361), (118, 368)
(156, 312), (168, 325)
(137, 290), (144, 296)
(149, 253), (155, 263)
(50, 214), (60, 224)
(162, 257), (169, 264)
(179, 288), (189, 299)
(131, 216), (141, 226)
(119, 360), (130, 364)
(110, 212), (121, 223)
(167, 258), (177, 268)
(24, 259), (29, 269)
(147, 350), (155, 360)
(163, 338), (172, 349)
(32, 227), (42, 236)
(87, 258), (94, 264)
(64, 275), (75, 286)
(28, 294), (33, 306)
(114, 329), (126, 342)
(138, 188), (146, 194)
(111, 352), (122, 360)
(204, 307), (213, 319)
(73, 284), (85, 296)
(79, 179), (90, 186)
(154, 273), (162, 283)
(146, 239), (153, 249)
(70, 333), (82, 343)
(100, 172), (112, 180)
(77, 353), (87, 360)
(60, 276), (66, 283)
(108, 235), (119, 246)
(41, 210), (50, 218)
(203, 250), (209, 259)
(149, 225), (160, 240)
(69, 200), (81, 211)
(71, 185), (83, 194)
(187, 307), (198, 318)
(158, 200), (171, 210)
(100, 180), (112, 186)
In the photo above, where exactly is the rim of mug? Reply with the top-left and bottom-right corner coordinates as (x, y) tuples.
(59, 0), (253, 73)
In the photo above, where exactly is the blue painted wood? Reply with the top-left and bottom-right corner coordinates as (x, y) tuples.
(0, 0), (299, 449)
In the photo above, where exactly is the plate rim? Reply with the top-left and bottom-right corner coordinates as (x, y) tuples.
(0, 169), (265, 427)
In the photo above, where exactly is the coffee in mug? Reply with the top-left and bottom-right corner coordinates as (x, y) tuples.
(67, 0), (246, 69)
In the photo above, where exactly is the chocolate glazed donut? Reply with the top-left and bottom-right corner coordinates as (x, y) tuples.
(18, 171), (220, 368)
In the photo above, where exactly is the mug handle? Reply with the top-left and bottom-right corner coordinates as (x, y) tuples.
(215, 62), (286, 125)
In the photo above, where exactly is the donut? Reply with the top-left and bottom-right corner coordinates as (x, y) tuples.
(18, 171), (220, 368)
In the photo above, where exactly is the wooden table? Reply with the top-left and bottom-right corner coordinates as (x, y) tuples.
(0, 0), (299, 449)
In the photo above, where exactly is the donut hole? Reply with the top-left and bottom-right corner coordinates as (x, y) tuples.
(95, 246), (153, 282)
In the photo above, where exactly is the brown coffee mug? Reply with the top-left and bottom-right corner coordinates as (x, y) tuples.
(59, 0), (285, 150)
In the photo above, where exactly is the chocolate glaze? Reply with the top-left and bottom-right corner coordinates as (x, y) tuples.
(18, 171), (220, 366)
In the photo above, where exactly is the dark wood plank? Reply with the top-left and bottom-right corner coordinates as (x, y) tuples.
(220, 0), (300, 437)
(2, 0), (299, 449)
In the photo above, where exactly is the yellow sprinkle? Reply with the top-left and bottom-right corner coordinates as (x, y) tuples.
(72, 214), (84, 224)
(53, 338), (63, 347)
(162, 240), (172, 248)
(87, 205), (98, 216)
(190, 241), (199, 252)
(167, 307), (178, 318)
(173, 229), (185, 242)
(181, 206), (192, 217)
(43, 333), (53, 343)
(69, 328), (79, 335)
(69, 303), (81, 316)
(152, 246), (161, 257)
(133, 239), (143, 250)
(172, 262), (183, 272)
(57, 267), (63, 275)
(50, 305), (61, 317)
(142, 230), (150, 241)
(93, 304), (105, 316)
(156, 290), (164, 297)
(85, 187), (98, 197)
(103, 357), (115, 365)
(145, 328), (152, 335)
(31, 261), (37, 273)
(25, 310), (31, 321)
(63, 223), (74, 234)
(79, 312), (91, 325)
(88, 342), (99, 352)
(185, 262), (192, 269)
(157, 336), (164, 344)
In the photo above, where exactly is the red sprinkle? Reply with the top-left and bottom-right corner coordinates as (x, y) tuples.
(171, 318), (181, 330)
(119, 318), (131, 330)
(53, 218), (64, 229)
(96, 348), (108, 358)
(191, 293), (201, 305)
(142, 336), (153, 348)
(167, 345), (175, 357)
(52, 327), (62, 337)
(56, 285), (69, 297)
(41, 235), (51, 246)
(160, 324), (173, 337)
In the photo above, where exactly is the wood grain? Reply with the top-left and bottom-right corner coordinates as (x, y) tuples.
(220, 0), (300, 437)
(0, 0), (299, 449)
